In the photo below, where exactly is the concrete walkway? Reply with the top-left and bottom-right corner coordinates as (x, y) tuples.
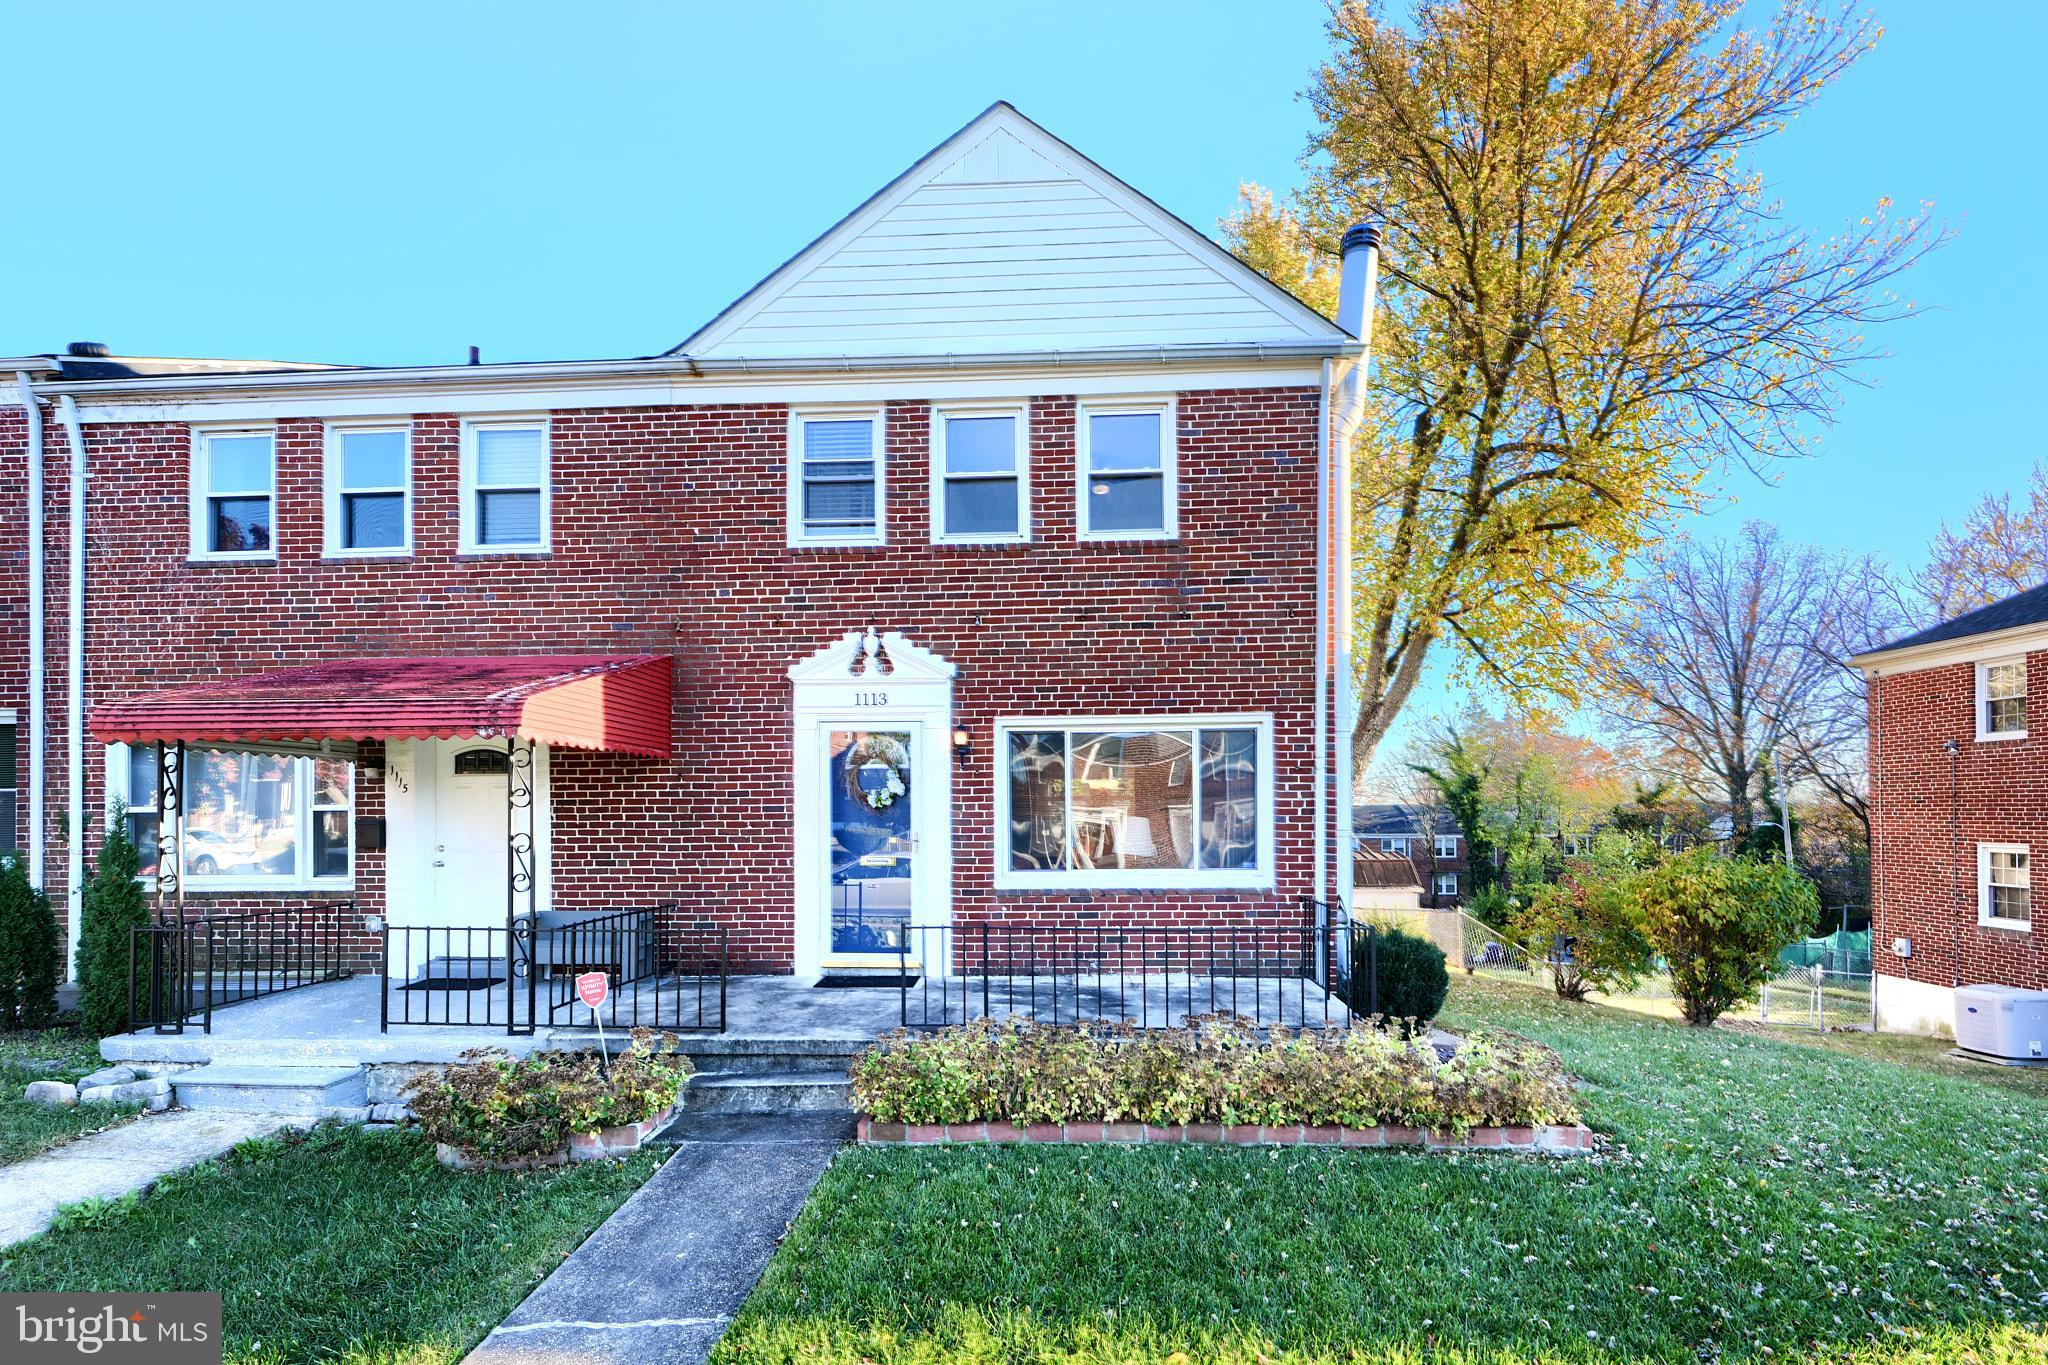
(0, 1109), (286, 1248)
(463, 1111), (853, 1365)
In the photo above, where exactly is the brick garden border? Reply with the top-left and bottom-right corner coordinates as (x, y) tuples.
(857, 1117), (1594, 1154)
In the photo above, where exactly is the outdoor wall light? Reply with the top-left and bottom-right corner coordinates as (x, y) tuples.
(951, 727), (972, 763)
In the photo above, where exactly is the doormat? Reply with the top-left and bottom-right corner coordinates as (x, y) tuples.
(815, 974), (919, 989)
(400, 975), (505, 991)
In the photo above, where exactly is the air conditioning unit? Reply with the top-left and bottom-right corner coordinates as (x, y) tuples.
(1955, 984), (2048, 1061)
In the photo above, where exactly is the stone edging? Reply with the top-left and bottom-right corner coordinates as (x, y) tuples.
(857, 1117), (1594, 1153)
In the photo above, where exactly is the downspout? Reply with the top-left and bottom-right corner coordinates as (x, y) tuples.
(1312, 359), (1331, 911)
(1331, 224), (1383, 922)
(57, 396), (86, 977)
(13, 374), (45, 896)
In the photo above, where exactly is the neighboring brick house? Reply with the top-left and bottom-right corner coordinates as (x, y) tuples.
(0, 103), (1377, 982)
(1352, 802), (1470, 907)
(1854, 582), (2047, 1034)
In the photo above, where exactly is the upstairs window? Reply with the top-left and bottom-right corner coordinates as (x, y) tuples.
(1077, 401), (1175, 540)
(1981, 844), (2031, 928)
(190, 428), (275, 560)
(1978, 659), (2028, 740)
(460, 419), (549, 553)
(1434, 834), (1460, 860)
(325, 423), (410, 555)
(931, 406), (1027, 543)
(1379, 836), (1410, 855)
(790, 410), (884, 546)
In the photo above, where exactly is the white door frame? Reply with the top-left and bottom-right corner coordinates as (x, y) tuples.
(382, 737), (552, 970)
(790, 629), (954, 978)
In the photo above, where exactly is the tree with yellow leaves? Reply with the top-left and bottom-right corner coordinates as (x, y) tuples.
(1224, 0), (1939, 786)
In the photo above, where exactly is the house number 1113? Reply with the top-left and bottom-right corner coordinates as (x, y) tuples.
(852, 691), (888, 707)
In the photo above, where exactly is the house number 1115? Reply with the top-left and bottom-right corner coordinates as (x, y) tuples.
(853, 691), (888, 707)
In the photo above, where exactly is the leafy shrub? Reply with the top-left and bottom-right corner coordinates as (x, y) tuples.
(1370, 928), (1448, 1026)
(1635, 848), (1819, 1027)
(0, 854), (61, 1029)
(1511, 856), (1655, 1002)
(75, 811), (151, 1038)
(850, 1016), (1578, 1133)
(405, 1029), (693, 1162)
(1467, 884), (1515, 931)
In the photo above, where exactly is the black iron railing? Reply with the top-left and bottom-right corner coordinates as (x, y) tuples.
(128, 900), (356, 1035)
(380, 908), (726, 1034)
(896, 905), (1377, 1031)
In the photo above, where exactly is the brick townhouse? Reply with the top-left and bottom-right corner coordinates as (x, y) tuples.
(1352, 802), (1470, 907)
(1854, 582), (2047, 1033)
(0, 103), (1379, 986)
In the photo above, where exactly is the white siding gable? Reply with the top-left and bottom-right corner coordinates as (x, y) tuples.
(680, 103), (1347, 362)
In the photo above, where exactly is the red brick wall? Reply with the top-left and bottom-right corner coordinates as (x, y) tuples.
(1871, 652), (2047, 991)
(3, 387), (1323, 973)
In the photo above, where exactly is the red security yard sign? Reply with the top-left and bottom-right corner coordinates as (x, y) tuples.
(575, 971), (610, 1011)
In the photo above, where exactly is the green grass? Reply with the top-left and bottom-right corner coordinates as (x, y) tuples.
(0, 1123), (660, 1365)
(0, 1027), (141, 1165)
(716, 977), (2048, 1364)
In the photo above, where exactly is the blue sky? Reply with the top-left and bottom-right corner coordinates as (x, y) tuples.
(3, 2), (2039, 763)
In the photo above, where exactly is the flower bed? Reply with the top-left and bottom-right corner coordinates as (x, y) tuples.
(406, 1028), (693, 1170)
(849, 1016), (1585, 1147)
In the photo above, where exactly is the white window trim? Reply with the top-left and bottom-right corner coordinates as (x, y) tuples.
(787, 405), (887, 548)
(1978, 841), (2031, 930)
(458, 415), (551, 555)
(106, 743), (354, 893)
(1433, 872), (1459, 897)
(929, 401), (1030, 545)
(1976, 657), (2029, 742)
(992, 713), (1274, 892)
(1075, 396), (1178, 542)
(188, 424), (278, 563)
(323, 420), (413, 558)
(1434, 834), (1460, 860)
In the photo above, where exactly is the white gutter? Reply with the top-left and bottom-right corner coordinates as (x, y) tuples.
(1330, 226), (1383, 922)
(57, 396), (86, 977)
(36, 340), (1364, 402)
(1313, 359), (1332, 910)
(14, 373), (45, 893)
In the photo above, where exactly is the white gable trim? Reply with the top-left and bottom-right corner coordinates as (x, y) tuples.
(676, 102), (1348, 360)
(788, 627), (958, 686)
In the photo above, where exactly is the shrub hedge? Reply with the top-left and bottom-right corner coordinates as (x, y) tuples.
(1370, 927), (1449, 1025)
(405, 1029), (694, 1162)
(850, 1016), (1578, 1133)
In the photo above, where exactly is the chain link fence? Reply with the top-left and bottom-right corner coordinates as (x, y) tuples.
(1383, 906), (1875, 1032)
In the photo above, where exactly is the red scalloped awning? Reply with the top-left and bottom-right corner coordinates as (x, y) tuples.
(90, 656), (673, 758)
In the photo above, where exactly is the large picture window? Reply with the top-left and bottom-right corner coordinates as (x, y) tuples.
(997, 716), (1270, 890)
(109, 745), (354, 888)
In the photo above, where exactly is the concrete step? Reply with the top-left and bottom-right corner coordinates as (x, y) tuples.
(678, 1037), (865, 1078)
(686, 1070), (852, 1114)
(173, 1063), (369, 1115)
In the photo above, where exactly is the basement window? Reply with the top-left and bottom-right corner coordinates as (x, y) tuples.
(1977, 659), (2028, 740)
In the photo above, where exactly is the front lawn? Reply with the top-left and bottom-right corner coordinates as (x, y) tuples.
(0, 1028), (142, 1165)
(0, 1123), (660, 1365)
(717, 977), (2048, 1364)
